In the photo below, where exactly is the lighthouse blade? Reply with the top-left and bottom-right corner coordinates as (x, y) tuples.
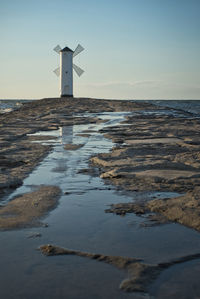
(53, 45), (62, 54)
(73, 63), (84, 77)
(53, 67), (60, 77)
(73, 44), (84, 58)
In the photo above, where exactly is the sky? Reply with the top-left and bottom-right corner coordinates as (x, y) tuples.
(0, 0), (200, 100)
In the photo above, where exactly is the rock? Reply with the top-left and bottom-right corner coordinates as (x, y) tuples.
(39, 244), (200, 294)
(105, 202), (147, 215)
(147, 187), (200, 231)
(0, 185), (61, 230)
(64, 144), (83, 150)
(27, 232), (42, 238)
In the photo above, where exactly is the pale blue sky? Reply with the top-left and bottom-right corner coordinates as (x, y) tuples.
(0, 0), (200, 99)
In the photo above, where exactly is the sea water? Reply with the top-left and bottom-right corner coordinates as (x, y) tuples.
(0, 99), (34, 114)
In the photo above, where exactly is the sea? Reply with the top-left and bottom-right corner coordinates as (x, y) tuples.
(0, 99), (34, 114)
(1, 99), (200, 116)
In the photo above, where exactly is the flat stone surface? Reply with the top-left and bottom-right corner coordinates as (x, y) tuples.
(0, 185), (61, 230)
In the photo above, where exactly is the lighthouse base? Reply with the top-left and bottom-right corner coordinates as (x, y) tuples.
(61, 94), (73, 98)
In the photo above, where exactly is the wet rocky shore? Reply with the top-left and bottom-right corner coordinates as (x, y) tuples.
(91, 107), (200, 231)
(0, 97), (155, 200)
(1, 97), (200, 298)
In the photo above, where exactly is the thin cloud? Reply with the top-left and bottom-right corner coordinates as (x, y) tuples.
(86, 80), (162, 88)
(79, 80), (200, 100)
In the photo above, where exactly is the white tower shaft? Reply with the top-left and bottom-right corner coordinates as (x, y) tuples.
(53, 44), (84, 98)
(60, 50), (73, 97)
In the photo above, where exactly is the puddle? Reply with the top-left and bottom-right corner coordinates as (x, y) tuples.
(130, 108), (195, 119)
(149, 258), (200, 298)
(1, 111), (200, 298)
(4, 112), (126, 200)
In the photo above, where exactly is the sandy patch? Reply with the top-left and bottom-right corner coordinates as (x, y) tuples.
(125, 137), (181, 144)
(0, 185), (61, 230)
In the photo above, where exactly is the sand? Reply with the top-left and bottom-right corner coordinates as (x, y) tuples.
(0, 185), (61, 230)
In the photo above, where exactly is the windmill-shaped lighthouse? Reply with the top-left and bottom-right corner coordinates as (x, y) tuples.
(53, 44), (84, 97)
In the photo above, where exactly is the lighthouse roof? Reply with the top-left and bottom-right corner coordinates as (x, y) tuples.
(61, 46), (73, 53)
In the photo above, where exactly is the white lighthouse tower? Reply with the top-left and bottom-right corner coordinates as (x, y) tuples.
(60, 47), (73, 97)
(53, 44), (84, 97)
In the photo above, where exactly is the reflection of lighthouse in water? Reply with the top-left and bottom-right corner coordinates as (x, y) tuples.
(59, 126), (73, 144)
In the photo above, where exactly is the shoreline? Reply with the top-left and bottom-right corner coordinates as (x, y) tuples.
(1, 97), (200, 297)
(1, 97), (200, 230)
(0, 97), (156, 199)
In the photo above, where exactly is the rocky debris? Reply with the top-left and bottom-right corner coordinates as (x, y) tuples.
(105, 187), (200, 232)
(139, 213), (170, 228)
(90, 110), (200, 231)
(147, 187), (200, 232)
(36, 100), (200, 235)
(105, 202), (170, 227)
(76, 133), (90, 138)
(39, 244), (200, 294)
(81, 129), (97, 133)
(77, 167), (99, 177)
(105, 202), (147, 216)
(0, 185), (61, 230)
(0, 175), (23, 190)
(27, 232), (42, 238)
(64, 144), (84, 150)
